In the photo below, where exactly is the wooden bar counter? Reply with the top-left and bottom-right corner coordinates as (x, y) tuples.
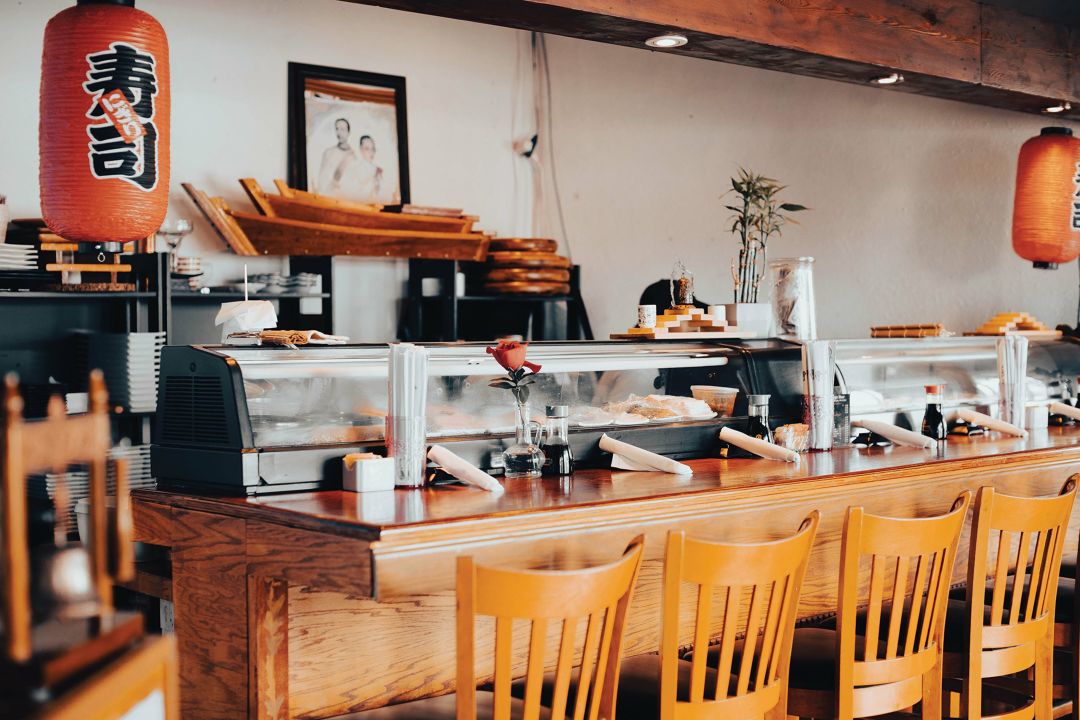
(133, 429), (1080, 719)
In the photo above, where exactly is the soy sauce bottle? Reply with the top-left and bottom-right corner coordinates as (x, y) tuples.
(540, 405), (574, 477)
(921, 384), (947, 442)
(746, 394), (773, 442)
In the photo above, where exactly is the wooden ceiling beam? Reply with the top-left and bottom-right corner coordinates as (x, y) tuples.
(343, 0), (1078, 117)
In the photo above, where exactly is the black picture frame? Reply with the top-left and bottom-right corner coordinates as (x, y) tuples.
(287, 62), (410, 205)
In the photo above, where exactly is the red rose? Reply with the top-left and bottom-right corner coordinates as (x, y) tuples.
(486, 340), (541, 374)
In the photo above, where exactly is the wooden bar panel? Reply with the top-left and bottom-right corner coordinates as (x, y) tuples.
(246, 523), (372, 597)
(169, 509), (249, 719)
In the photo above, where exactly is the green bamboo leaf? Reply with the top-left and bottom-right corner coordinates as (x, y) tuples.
(780, 203), (808, 211)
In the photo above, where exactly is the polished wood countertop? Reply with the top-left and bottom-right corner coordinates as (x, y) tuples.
(137, 427), (1080, 541)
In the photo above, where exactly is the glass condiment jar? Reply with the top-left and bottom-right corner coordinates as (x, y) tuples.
(540, 405), (574, 477)
(670, 260), (694, 307)
(921, 384), (947, 442)
(747, 394), (772, 442)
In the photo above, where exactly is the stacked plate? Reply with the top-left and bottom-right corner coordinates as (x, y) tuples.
(0, 244), (38, 270)
(249, 272), (320, 294)
(71, 332), (166, 413)
(27, 444), (155, 532)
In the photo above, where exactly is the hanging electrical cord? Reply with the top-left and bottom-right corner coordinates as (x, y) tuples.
(512, 33), (573, 260)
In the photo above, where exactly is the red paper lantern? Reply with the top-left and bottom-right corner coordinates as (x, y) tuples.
(1011, 126), (1080, 269)
(39, 0), (170, 243)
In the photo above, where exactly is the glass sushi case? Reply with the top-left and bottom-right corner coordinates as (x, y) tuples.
(152, 340), (804, 494)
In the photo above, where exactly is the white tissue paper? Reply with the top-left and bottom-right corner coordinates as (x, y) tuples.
(215, 300), (278, 343)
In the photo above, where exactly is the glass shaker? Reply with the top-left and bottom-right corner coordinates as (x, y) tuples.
(747, 394), (773, 442)
(540, 405), (574, 477)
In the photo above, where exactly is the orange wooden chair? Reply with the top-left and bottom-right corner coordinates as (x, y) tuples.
(359, 536), (645, 719)
(619, 512), (820, 720)
(940, 480), (1076, 720)
(786, 493), (971, 720)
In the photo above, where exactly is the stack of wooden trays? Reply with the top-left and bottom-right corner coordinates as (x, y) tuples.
(480, 238), (571, 295)
(966, 311), (1061, 338)
(611, 306), (751, 340)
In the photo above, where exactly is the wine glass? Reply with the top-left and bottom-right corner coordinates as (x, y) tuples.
(156, 218), (193, 272)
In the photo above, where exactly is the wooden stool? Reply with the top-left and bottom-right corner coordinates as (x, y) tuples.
(786, 493), (972, 720)
(358, 536), (645, 719)
(941, 480), (1076, 720)
(622, 512), (820, 720)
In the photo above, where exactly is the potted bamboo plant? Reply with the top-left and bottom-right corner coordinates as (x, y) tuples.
(723, 168), (807, 336)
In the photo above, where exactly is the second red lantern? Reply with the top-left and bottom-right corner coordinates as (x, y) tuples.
(1011, 126), (1080, 269)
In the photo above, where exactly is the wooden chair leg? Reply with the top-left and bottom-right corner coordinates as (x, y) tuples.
(921, 660), (942, 720)
(1035, 634), (1052, 720)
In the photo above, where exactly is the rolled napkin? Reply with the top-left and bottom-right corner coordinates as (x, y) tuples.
(428, 445), (504, 494)
(718, 426), (800, 463)
(955, 408), (1028, 438)
(1050, 402), (1080, 423)
(851, 419), (934, 449)
(599, 434), (693, 475)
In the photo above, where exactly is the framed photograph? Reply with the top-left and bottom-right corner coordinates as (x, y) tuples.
(287, 62), (410, 206)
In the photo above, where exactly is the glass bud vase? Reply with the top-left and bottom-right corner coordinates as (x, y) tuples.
(502, 401), (545, 478)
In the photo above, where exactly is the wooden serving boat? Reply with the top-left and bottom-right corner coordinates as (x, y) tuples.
(241, 179), (477, 234)
(183, 183), (490, 261)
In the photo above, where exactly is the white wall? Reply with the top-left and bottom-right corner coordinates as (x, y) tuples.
(2, 0), (1077, 341)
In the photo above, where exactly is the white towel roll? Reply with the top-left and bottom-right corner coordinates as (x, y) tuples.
(599, 434), (693, 475)
(718, 427), (800, 463)
(428, 445), (505, 494)
(852, 419), (934, 449)
(1050, 402), (1080, 422)
(955, 408), (1028, 438)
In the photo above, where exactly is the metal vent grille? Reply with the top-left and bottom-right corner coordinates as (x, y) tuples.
(161, 376), (228, 446)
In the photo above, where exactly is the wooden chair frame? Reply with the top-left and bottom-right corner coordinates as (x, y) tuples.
(455, 536), (645, 720)
(1, 371), (132, 662)
(945, 480), (1077, 720)
(789, 492), (972, 720)
(660, 512), (820, 720)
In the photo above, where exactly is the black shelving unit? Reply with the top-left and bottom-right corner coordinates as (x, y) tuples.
(165, 256), (334, 345)
(0, 252), (169, 444)
(403, 259), (592, 342)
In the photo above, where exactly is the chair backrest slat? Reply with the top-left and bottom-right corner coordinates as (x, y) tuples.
(884, 555), (909, 660)
(689, 584), (712, 701)
(736, 583), (767, 696)
(710, 585), (740, 702)
(661, 512), (819, 719)
(455, 538), (644, 720)
(864, 555), (885, 663)
(903, 553), (929, 658)
(989, 530), (1011, 625)
(835, 493), (971, 718)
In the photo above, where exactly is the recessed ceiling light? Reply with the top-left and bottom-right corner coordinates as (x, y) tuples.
(870, 73), (904, 85)
(645, 34), (688, 49)
(1045, 101), (1072, 114)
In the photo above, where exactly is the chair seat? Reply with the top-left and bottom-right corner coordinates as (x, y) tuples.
(350, 691), (549, 719)
(507, 653), (724, 720)
(948, 578), (1074, 623)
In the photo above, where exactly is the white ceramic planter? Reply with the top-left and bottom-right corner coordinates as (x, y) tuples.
(724, 302), (773, 338)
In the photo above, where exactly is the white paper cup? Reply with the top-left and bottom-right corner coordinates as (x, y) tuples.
(637, 304), (657, 328)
